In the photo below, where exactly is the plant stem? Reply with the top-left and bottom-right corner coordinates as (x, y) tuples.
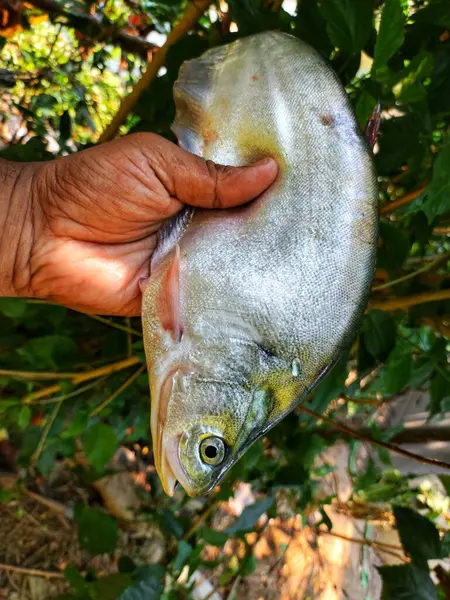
(0, 563), (64, 579)
(87, 314), (143, 337)
(22, 356), (141, 403)
(297, 404), (450, 471)
(320, 530), (409, 563)
(372, 252), (450, 291)
(182, 499), (220, 541)
(89, 363), (146, 416)
(31, 399), (63, 466)
(368, 289), (450, 311)
(380, 184), (427, 215)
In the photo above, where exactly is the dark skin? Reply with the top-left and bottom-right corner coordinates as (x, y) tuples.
(0, 133), (278, 316)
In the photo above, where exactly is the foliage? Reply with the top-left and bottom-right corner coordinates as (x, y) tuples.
(1, 0), (450, 598)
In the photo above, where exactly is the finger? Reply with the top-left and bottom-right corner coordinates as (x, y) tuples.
(138, 134), (279, 209)
(182, 156), (279, 209)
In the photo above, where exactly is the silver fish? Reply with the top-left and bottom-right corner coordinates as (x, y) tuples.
(142, 31), (378, 497)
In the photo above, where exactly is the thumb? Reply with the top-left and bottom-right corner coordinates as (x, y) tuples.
(146, 135), (279, 209)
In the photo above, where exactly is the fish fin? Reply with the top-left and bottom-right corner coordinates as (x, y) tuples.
(364, 102), (381, 151)
(171, 44), (228, 155)
(151, 206), (193, 273)
(156, 245), (182, 343)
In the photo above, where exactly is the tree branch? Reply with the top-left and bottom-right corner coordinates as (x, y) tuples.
(25, 0), (156, 56)
(297, 404), (450, 471)
(22, 355), (141, 403)
(319, 425), (450, 445)
(380, 184), (427, 215)
(368, 289), (450, 311)
(98, 0), (211, 143)
(0, 563), (64, 579)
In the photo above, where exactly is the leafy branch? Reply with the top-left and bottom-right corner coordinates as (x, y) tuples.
(297, 404), (450, 471)
(98, 0), (211, 143)
(24, 0), (156, 56)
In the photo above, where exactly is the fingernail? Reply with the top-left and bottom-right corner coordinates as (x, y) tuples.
(255, 157), (275, 165)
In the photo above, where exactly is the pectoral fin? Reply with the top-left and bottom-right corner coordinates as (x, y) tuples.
(156, 245), (182, 343)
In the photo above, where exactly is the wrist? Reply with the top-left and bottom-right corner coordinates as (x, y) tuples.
(0, 159), (42, 298)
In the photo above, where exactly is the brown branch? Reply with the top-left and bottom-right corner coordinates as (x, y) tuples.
(24, 0), (156, 56)
(99, 0), (211, 143)
(380, 184), (427, 215)
(298, 404), (450, 471)
(319, 425), (450, 445)
(0, 368), (80, 380)
(320, 530), (409, 563)
(22, 356), (141, 403)
(88, 363), (146, 416)
(368, 289), (450, 311)
(0, 563), (64, 579)
(372, 252), (450, 292)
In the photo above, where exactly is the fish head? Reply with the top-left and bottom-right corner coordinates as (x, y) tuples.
(152, 334), (312, 497)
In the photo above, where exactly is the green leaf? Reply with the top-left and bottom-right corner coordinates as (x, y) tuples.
(372, 0), (404, 72)
(294, 0), (333, 58)
(362, 311), (397, 359)
(225, 496), (274, 534)
(75, 506), (118, 556)
(201, 527), (229, 547)
(63, 565), (87, 594)
(383, 344), (413, 395)
(394, 52), (434, 104)
(60, 110), (72, 141)
(119, 565), (165, 600)
(441, 532), (450, 559)
(394, 505), (441, 564)
(378, 222), (411, 275)
(355, 90), (377, 130)
(158, 509), (184, 539)
(0, 298), (27, 318)
(379, 564), (437, 599)
(172, 540), (193, 573)
(83, 423), (118, 471)
(17, 335), (77, 370)
(429, 370), (450, 417)
(240, 552), (257, 576)
(319, 0), (373, 54)
(85, 574), (132, 599)
(17, 405), (31, 430)
(422, 144), (450, 224)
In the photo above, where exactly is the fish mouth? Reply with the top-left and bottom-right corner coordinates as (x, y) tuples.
(151, 366), (190, 497)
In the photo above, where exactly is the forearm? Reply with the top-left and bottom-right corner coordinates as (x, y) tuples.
(0, 159), (40, 297)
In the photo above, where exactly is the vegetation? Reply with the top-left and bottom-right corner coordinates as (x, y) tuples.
(0, 0), (449, 598)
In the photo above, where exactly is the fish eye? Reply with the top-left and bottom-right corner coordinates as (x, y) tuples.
(199, 436), (226, 466)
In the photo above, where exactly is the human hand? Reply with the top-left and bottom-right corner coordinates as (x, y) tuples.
(3, 134), (277, 315)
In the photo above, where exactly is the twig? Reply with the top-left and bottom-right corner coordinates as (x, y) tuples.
(320, 530), (409, 563)
(31, 399), (63, 466)
(379, 184), (427, 215)
(21, 487), (71, 527)
(87, 314), (142, 337)
(126, 317), (133, 357)
(32, 375), (108, 404)
(0, 368), (80, 381)
(372, 252), (450, 291)
(0, 563), (64, 579)
(368, 289), (450, 311)
(182, 499), (220, 541)
(297, 404), (450, 471)
(22, 356), (141, 403)
(89, 363), (146, 416)
(99, 0), (211, 143)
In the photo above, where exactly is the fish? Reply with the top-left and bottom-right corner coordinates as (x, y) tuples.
(141, 31), (378, 497)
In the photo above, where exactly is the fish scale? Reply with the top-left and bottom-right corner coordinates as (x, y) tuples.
(142, 31), (378, 497)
